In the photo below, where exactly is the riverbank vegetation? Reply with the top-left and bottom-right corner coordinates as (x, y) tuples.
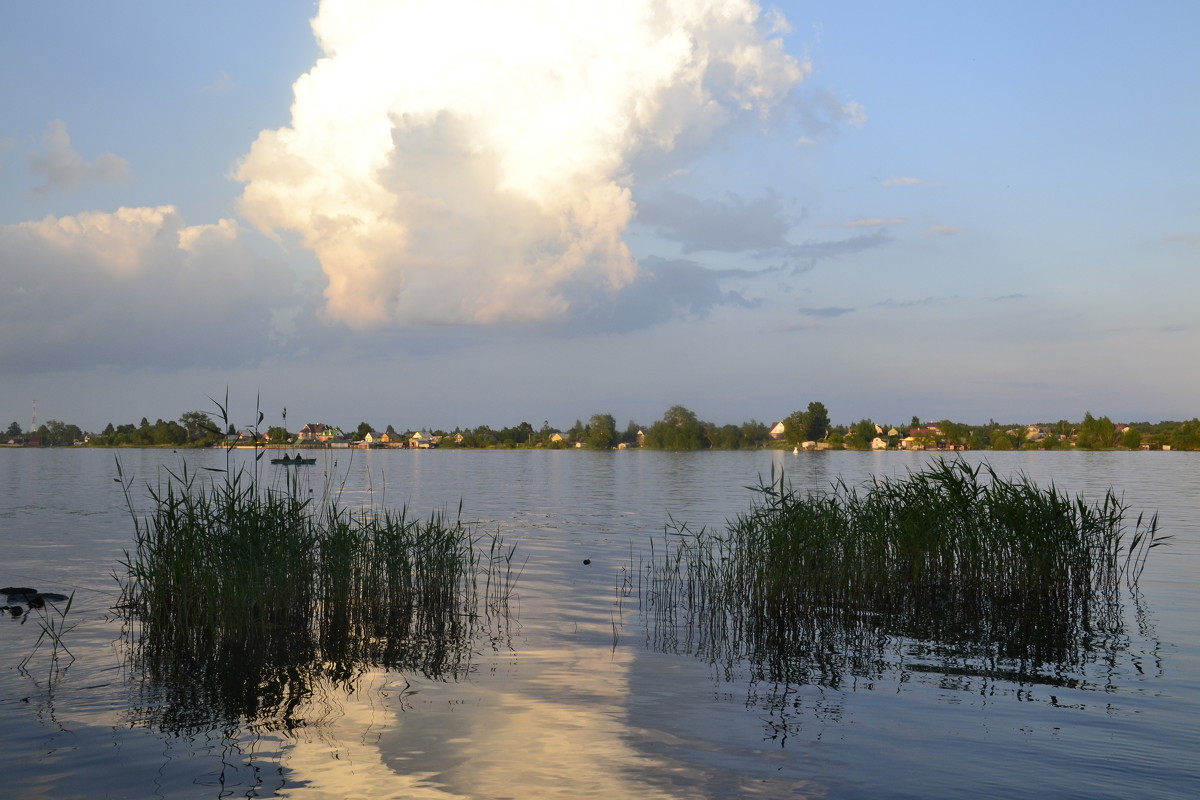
(9, 405), (1200, 450)
(640, 459), (1166, 686)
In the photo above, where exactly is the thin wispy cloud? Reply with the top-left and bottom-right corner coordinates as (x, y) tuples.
(827, 217), (905, 228)
(925, 225), (963, 236)
(756, 229), (893, 273)
(797, 306), (854, 317)
(27, 120), (129, 193)
(882, 176), (922, 186)
(876, 296), (937, 309)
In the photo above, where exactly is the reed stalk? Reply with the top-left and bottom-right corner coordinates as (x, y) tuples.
(642, 459), (1165, 687)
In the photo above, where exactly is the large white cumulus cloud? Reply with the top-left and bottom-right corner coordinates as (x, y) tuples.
(235, 0), (807, 328)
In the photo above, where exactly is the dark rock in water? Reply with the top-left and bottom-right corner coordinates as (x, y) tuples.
(2, 588), (70, 605)
(9, 605), (21, 617)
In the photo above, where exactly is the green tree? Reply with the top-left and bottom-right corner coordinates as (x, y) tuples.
(1076, 412), (1116, 449)
(1170, 419), (1200, 450)
(620, 420), (642, 446)
(585, 413), (618, 449)
(782, 409), (808, 446)
(936, 419), (969, 448)
(643, 405), (704, 450)
(844, 419), (877, 450)
(740, 420), (769, 448)
(266, 426), (291, 444)
(6, 421), (21, 438)
(989, 430), (1015, 450)
(1120, 426), (1142, 449)
(37, 419), (84, 446)
(804, 401), (830, 442)
(706, 423), (744, 449)
(783, 402), (831, 446)
(179, 410), (213, 441)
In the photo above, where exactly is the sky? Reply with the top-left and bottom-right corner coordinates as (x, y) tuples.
(2, 0), (1198, 434)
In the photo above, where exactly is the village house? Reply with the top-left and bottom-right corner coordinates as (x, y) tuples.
(297, 423), (327, 442)
(409, 431), (435, 448)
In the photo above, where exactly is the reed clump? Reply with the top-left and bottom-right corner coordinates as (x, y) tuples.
(115, 459), (518, 734)
(643, 459), (1165, 686)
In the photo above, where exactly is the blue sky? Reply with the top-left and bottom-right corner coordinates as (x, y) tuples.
(2, 1), (1197, 434)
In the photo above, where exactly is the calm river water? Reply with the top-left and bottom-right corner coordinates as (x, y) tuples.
(1, 447), (1197, 799)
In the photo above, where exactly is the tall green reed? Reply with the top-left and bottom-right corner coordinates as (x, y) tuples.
(114, 398), (517, 734)
(642, 459), (1165, 687)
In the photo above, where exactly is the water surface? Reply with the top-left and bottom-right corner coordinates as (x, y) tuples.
(1, 448), (1196, 798)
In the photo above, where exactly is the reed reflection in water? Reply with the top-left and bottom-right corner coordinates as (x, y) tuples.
(114, 461), (519, 737)
(641, 460), (1164, 700)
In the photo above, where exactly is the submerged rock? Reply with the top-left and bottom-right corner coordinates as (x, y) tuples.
(2, 587), (70, 606)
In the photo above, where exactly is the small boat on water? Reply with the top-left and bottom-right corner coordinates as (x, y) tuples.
(271, 454), (316, 465)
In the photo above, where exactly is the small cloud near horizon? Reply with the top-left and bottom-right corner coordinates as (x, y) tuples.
(876, 296), (937, 309)
(797, 306), (854, 318)
(926, 225), (963, 236)
(824, 217), (904, 228)
(882, 176), (922, 186)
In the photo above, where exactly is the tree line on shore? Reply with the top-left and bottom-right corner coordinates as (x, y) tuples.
(7, 403), (1200, 451)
